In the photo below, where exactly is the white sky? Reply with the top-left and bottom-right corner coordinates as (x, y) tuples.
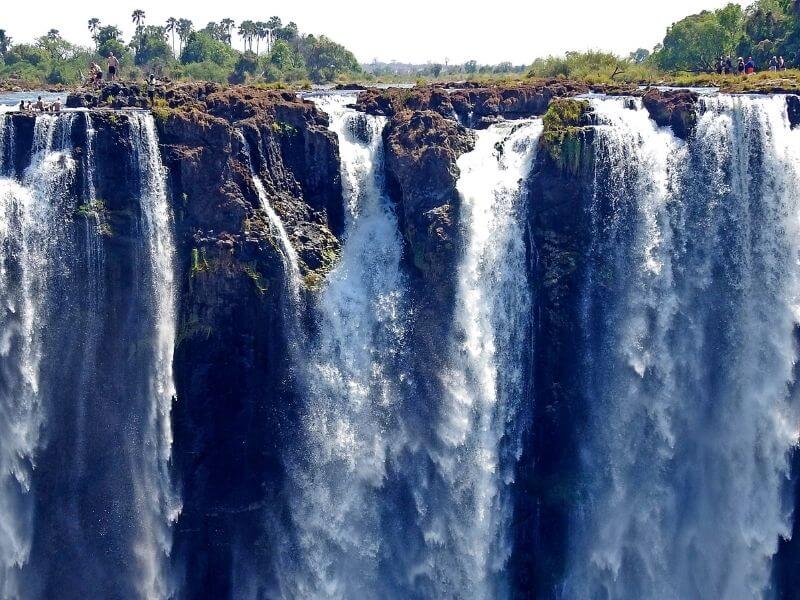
(2, 0), (750, 64)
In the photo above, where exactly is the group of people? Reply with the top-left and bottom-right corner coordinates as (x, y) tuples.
(86, 52), (120, 86)
(17, 96), (62, 113)
(716, 55), (787, 75)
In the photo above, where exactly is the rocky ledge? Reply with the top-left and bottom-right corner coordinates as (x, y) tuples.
(355, 80), (590, 128)
(354, 83), (712, 139)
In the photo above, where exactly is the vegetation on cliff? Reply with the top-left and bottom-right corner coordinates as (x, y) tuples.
(540, 99), (590, 173)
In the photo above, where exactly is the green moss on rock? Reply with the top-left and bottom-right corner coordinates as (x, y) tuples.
(74, 199), (113, 237)
(541, 98), (590, 174)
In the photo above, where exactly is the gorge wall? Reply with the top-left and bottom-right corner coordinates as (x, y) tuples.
(0, 83), (798, 599)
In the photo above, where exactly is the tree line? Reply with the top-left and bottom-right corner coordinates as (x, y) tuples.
(652, 0), (800, 72)
(0, 12), (361, 85)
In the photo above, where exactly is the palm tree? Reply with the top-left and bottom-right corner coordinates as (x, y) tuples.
(177, 18), (193, 54)
(46, 29), (60, 41)
(166, 17), (178, 56)
(0, 30), (11, 56)
(254, 22), (267, 55)
(220, 18), (235, 46)
(238, 20), (255, 52)
(131, 9), (146, 30)
(88, 18), (101, 49)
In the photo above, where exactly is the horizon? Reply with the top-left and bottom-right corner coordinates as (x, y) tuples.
(1, 0), (748, 65)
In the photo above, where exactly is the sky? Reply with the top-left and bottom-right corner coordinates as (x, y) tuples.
(1, 0), (750, 64)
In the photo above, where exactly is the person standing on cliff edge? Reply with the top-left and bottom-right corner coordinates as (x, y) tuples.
(107, 52), (119, 81)
(147, 73), (157, 105)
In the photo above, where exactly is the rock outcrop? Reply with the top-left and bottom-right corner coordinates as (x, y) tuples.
(384, 109), (474, 294)
(641, 88), (699, 140)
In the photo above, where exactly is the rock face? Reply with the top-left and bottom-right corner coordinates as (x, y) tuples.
(151, 88), (341, 597)
(641, 88), (699, 139)
(509, 117), (596, 598)
(67, 86), (340, 597)
(383, 109), (474, 295)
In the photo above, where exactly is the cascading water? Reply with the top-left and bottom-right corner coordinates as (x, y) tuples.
(278, 95), (410, 599)
(565, 95), (800, 599)
(0, 113), (75, 598)
(0, 110), (178, 599)
(416, 120), (540, 599)
(236, 130), (302, 298)
(277, 97), (542, 600)
(128, 112), (180, 599)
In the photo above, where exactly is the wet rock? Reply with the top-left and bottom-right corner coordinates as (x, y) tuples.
(642, 88), (699, 140)
(786, 95), (800, 129)
(384, 109), (475, 294)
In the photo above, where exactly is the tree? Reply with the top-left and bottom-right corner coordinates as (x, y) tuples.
(238, 20), (255, 52)
(166, 17), (178, 56)
(134, 25), (171, 65)
(655, 4), (745, 71)
(305, 35), (360, 82)
(180, 30), (236, 66)
(277, 21), (299, 45)
(220, 18), (235, 45)
(0, 30), (10, 57)
(5, 43), (50, 66)
(254, 21), (267, 54)
(131, 9), (146, 30)
(463, 59), (478, 73)
(131, 10), (146, 57)
(37, 30), (74, 61)
(269, 39), (294, 70)
(96, 25), (128, 60)
(629, 48), (651, 63)
(88, 18), (101, 49)
(177, 19), (193, 54)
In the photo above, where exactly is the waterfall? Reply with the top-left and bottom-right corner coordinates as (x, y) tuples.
(278, 96), (409, 599)
(565, 95), (800, 599)
(0, 113), (76, 597)
(416, 120), (540, 599)
(236, 130), (301, 298)
(128, 112), (180, 600)
(0, 111), (179, 599)
(0, 114), (11, 176)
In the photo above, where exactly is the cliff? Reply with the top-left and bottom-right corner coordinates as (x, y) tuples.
(33, 82), (797, 598)
(64, 84), (345, 596)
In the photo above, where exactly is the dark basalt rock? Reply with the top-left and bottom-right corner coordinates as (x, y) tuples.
(786, 95), (800, 129)
(383, 109), (474, 296)
(511, 124), (596, 599)
(74, 85), (345, 597)
(642, 88), (699, 140)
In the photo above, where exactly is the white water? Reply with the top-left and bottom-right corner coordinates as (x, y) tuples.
(279, 96), (409, 599)
(0, 115), (8, 175)
(0, 113), (76, 597)
(236, 130), (301, 299)
(566, 95), (800, 599)
(416, 120), (541, 599)
(128, 112), (180, 600)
